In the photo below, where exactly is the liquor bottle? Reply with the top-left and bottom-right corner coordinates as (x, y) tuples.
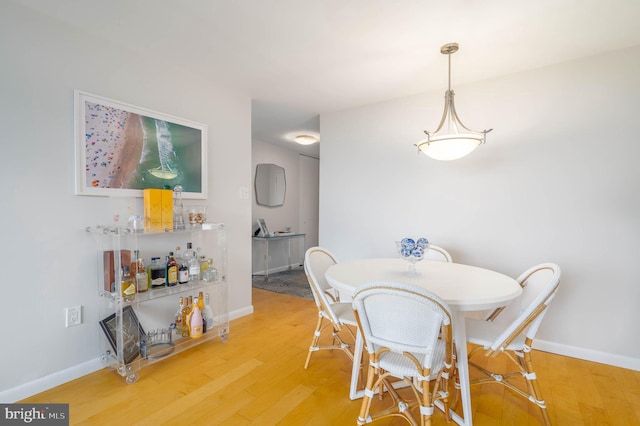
(184, 242), (200, 282)
(174, 297), (184, 332)
(173, 185), (186, 230)
(181, 296), (192, 337)
(199, 256), (210, 280)
(121, 266), (136, 301)
(166, 252), (178, 287)
(131, 250), (141, 275)
(174, 246), (183, 266)
(202, 258), (218, 282)
(188, 297), (204, 339)
(134, 253), (148, 293)
(197, 291), (206, 333)
(178, 261), (189, 285)
(147, 257), (166, 289)
(176, 245), (188, 284)
(203, 293), (214, 330)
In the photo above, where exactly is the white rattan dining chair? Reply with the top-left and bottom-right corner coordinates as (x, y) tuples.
(424, 244), (453, 263)
(352, 281), (454, 426)
(464, 263), (561, 426)
(303, 247), (357, 369)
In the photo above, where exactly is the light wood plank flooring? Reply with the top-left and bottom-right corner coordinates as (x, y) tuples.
(22, 288), (640, 425)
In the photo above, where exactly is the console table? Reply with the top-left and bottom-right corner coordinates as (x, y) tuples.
(252, 233), (306, 279)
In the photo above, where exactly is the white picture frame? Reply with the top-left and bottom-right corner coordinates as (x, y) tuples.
(74, 90), (207, 199)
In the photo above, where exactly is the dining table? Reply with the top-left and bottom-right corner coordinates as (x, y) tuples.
(325, 257), (522, 426)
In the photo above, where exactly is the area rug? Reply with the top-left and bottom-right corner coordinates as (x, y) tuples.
(252, 268), (314, 300)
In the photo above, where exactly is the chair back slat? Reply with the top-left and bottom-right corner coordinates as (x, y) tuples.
(353, 282), (453, 368)
(489, 263), (561, 354)
(304, 247), (341, 324)
(424, 245), (453, 263)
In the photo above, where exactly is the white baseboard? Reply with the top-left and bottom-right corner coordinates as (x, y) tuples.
(252, 264), (303, 276)
(534, 339), (640, 371)
(0, 305), (255, 403)
(0, 358), (103, 403)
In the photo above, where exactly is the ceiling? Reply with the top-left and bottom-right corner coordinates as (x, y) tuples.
(13, 0), (640, 157)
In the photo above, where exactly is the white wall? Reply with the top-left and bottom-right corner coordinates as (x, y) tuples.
(320, 46), (640, 370)
(0, 2), (253, 401)
(251, 140), (315, 273)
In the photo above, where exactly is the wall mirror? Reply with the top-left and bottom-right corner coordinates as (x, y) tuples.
(255, 163), (286, 207)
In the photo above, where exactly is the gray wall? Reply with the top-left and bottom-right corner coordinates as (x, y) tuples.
(251, 140), (318, 273)
(0, 2), (253, 400)
(320, 46), (640, 369)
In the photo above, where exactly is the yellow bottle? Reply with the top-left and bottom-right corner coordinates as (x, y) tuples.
(121, 266), (136, 301)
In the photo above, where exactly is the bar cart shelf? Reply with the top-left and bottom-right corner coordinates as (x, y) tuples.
(87, 223), (228, 384)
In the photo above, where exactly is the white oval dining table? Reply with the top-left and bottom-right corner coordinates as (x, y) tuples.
(325, 258), (522, 426)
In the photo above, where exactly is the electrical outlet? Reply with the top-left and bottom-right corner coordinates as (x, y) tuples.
(65, 306), (82, 327)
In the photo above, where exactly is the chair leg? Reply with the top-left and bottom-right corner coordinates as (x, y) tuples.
(304, 313), (324, 369)
(521, 347), (552, 426)
(357, 363), (377, 426)
(468, 345), (552, 426)
(305, 314), (355, 369)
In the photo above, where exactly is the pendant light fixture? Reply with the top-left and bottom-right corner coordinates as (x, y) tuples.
(416, 43), (492, 161)
(294, 134), (319, 145)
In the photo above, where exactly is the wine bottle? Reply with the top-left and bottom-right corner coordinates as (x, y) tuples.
(181, 296), (191, 337)
(188, 297), (203, 339)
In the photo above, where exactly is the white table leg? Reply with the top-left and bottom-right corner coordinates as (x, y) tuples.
(349, 329), (365, 400)
(453, 310), (472, 425)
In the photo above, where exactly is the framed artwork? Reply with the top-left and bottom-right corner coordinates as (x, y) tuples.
(75, 90), (207, 199)
(256, 219), (270, 237)
(99, 305), (146, 365)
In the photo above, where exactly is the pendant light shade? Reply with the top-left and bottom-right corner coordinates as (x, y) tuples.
(294, 134), (319, 145)
(416, 43), (492, 161)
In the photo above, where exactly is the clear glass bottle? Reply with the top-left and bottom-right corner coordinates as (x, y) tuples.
(199, 256), (210, 280)
(202, 259), (218, 282)
(183, 242), (199, 282)
(176, 245), (189, 285)
(147, 257), (166, 289)
(173, 185), (186, 230)
(173, 245), (184, 267)
(131, 250), (141, 275)
(174, 297), (184, 333)
(203, 293), (214, 330)
(135, 256), (148, 293)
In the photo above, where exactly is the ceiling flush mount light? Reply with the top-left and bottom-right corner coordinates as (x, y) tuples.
(416, 43), (492, 161)
(294, 134), (319, 145)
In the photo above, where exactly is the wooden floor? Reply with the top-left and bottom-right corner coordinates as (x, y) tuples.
(23, 288), (640, 425)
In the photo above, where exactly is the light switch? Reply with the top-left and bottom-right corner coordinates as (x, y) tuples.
(240, 187), (250, 200)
